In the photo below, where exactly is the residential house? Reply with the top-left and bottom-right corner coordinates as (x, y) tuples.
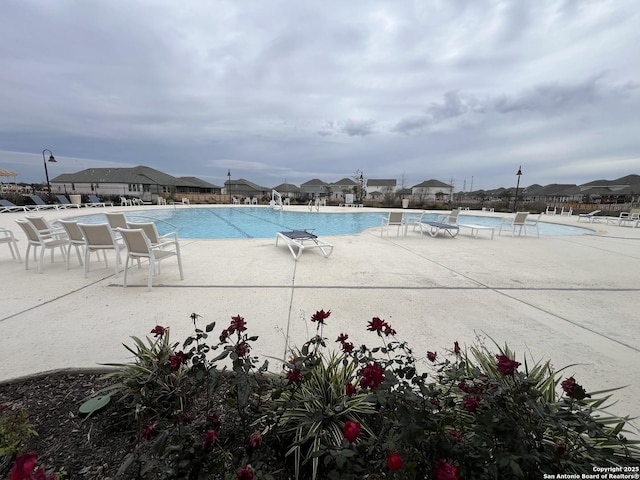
(366, 179), (397, 200)
(328, 178), (358, 201)
(225, 178), (270, 200)
(300, 179), (329, 198)
(273, 182), (302, 200)
(51, 166), (219, 201)
(410, 179), (454, 202)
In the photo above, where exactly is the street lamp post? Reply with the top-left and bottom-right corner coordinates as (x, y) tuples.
(42, 149), (57, 200)
(513, 166), (522, 212)
(227, 169), (231, 204)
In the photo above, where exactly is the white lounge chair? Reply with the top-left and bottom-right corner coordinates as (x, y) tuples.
(55, 194), (82, 209)
(275, 230), (334, 260)
(117, 227), (184, 290)
(498, 212), (534, 236)
(85, 194), (107, 207)
(0, 227), (21, 262)
(381, 212), (407, 237)
(577, 210), (602, 223)
(15, 219), (67, 273)
(77, 223), (124, 278)
(0, 199), (34, 213)
(419, 220), (459, 238)
(25, 215), (66, 238)
(29, 194), (59, 210)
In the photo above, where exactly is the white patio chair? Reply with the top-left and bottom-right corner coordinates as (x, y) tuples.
(381, 211), (407, 237)
(117, 227), (184, 291)
(126, 221), (179, 251)
(0, 227), (21, 262)
(77, 223), (124, 278)
(15, 219), (67, 273)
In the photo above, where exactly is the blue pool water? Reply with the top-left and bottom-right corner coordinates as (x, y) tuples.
(68, 207), (592, 238)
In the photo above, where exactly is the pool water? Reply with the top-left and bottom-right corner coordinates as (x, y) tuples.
(69, 207), (592, 238)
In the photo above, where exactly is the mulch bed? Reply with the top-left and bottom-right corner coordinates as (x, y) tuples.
(0, 370), (132, 479)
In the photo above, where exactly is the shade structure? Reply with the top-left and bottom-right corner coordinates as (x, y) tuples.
(0, 168), (18, 193)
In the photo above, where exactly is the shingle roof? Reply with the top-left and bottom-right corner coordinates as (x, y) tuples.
(300, 178), (328, 186)
(412, 179), (451, 188)
(332, 178), (357, 186)
(367, 179), (396, 187)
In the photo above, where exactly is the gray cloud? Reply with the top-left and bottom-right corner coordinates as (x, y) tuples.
(1, 0), (639, 190)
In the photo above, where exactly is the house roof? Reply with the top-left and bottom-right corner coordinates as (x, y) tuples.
(177, 177), (219, 189)
(52, 166), (180, 186)
(273, 183), (301, 193)
(331, 178), (357, 186)
(300, 178), (329, 186)
(227, 178), (268, 192)
(367, 179), (397, 187)
(412, 179), (452, 188)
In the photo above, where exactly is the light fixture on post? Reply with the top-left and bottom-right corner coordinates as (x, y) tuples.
(227, 169), (231, 204)
(42, 149), (57, 200)
(513, 166), (522, 212)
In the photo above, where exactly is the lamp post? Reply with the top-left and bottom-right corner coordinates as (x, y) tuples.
(513, 165), (522, 212)
(227, 169), (231, 204)
(42, 149), (57, 200)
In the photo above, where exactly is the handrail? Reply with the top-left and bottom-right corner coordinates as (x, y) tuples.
(271, 190), (284, 210)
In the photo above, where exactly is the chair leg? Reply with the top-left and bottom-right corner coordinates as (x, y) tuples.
(123, 256), (130, 287)
(147, 258), (155, 291)
(84, 248), (90, 278)
(38, 246), (46, 273)
(24, 244), (31, 270)
(176, 245), (184, 280)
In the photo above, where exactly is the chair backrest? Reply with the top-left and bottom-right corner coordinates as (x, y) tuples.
(118, 228), (152, 257)
(0, 199), (17, 207)
(105, 212), (128, 230)
(78, 223), (116, 248)
(25, 215), (52, 233)
(56, 195), (71, 204)
(443, 209), (460, 224)
(388, 212), (404, 224)
(30, 195), (47, 205)
(58, 220), (84, 243)
(513, 212), (530, 225)
(15, 219), (40, 243)
(88, 194), (101, 203)
(126, 222), (160, 244)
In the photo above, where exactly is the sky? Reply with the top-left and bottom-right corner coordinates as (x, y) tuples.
(1, 0), (639, 192)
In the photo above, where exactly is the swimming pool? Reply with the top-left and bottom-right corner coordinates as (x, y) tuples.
(69, 207), (592, 238)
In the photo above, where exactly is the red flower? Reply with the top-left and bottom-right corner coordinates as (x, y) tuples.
(367, 317), (395, 336)
(462, 395), (481, 412)
(427, 351), (437, 362)
(237, 465), (254, 480)
(249, 430), (263, 448)
(207, 412), (221, 428)
(150, 325), (167, 338)
(561, 376), (591, 400)
(336, 333), (349, 343)
(311, 309), (331, 324)
(496, 355), (521, 375)
(448, 429), (462, 443)
(141, 423), (157, 440)
(453, 341), (461, 354)
(386, 452), (403, 471)
(556, 440), (568, 455)
(202, 430), (218, 450)
(434, 459), (460, 480)
(169, 351), (185, 370)
(345, 383), (357, 397)
(230, 315), (247, 332)
(286, 368), (303, 385)
(359, 362), (385, 390)
(219, 328), (230, 343)
(235, 342), (251, 357)
(9, 452), (55, 480)
(343, 420), (361, 443)
(341, 341), (354, 353)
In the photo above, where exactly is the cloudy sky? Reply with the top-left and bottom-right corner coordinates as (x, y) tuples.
(1, 0), (639, 191)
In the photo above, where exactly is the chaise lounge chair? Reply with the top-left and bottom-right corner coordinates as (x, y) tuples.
(29, 194), (59, 210)
(85, 194), (107, 207)
(56, 194), (82, 209)
(419, 221), (459, 238)
(275, 229), (334, 260)
(577, 210), (602, 223)
(0, 199), (34, 213)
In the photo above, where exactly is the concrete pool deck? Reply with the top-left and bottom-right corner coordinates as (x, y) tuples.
(1, 205), (639, 434)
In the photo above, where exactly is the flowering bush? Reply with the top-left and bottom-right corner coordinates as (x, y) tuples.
(95, 309), (639, 479)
